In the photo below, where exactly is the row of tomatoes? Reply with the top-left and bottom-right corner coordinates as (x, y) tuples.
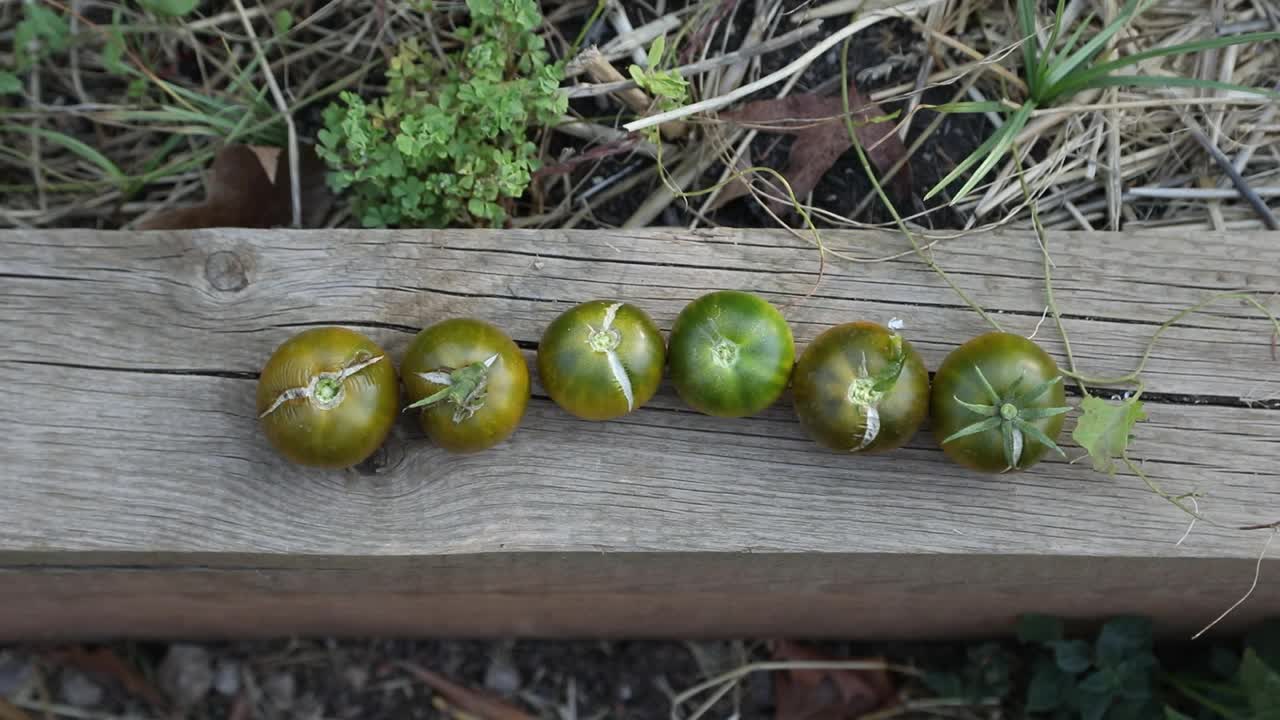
(257, 290), (1070, 472)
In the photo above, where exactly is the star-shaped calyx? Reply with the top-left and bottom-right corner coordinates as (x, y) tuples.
(942, 367), (1071, 471)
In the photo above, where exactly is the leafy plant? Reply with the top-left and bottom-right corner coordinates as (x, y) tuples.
(316, 0), (567, 228)
(12, 4), (70, 73)
(927, 0), (1280, 202)
(628, 36), (689, 110)
(1017, 614), (1162, 719)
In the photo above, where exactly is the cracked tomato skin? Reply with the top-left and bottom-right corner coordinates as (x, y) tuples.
(256, 326), (399, 468)
(667, 290), (795, 418)
(402, 318), (530, 453)
(792, 321), (929, 453)
(538, 300), (666, 421)
(931, 331), (1066, 472)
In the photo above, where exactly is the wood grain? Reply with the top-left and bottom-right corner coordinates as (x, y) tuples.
(2, 227), (1278, 638)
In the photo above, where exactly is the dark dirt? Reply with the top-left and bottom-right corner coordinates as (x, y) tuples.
(0, 640), (769, 719)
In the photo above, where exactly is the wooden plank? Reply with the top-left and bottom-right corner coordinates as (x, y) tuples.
(4, 554), (1279, 640)
(2, 227), (1278, 638)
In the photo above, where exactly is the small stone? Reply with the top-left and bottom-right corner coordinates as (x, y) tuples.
(59, 669), (104, 708)
(264, 672), (296, 710)
(160, 644), (214, 707)
(0, 652), (32, 696)
(343, 665), (369, 693)
(214, 659), (241, 697)
(483, 655), (520, 696)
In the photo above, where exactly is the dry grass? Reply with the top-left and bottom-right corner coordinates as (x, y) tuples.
(1, 0), (1277, 233)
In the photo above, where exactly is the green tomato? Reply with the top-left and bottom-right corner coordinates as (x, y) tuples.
(537, 300), (665, 420)
(402, 318), (530, 453)
(792, 321), (929, 453)
(256, 326), (399, 468)
(667, 290), (795, 417)
(931, 331), (1071, 472)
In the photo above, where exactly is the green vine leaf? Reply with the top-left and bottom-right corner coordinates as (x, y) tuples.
(1072, 392), (1148, 474)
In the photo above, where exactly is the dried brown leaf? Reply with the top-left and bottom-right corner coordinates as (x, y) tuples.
(46, 647), (168, 712)
(718, 80), (909, 215)
(139, 143), (331, 230)
(393, 661), (534, 720)
(772, 641), (896, 720)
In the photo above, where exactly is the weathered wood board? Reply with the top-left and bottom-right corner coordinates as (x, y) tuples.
(2, 227), (1279, 640)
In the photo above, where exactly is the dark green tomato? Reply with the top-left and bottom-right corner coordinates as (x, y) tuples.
(931, 331), (1070, 473)
(402, 318), (530, 453)
(256, 326), (399, 468)
(792, 322), (929, 453)
(537, 300), (665, 421)
(667, 290), (795, 418)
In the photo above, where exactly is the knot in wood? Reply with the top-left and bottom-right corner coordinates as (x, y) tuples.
(205, 250), (248, 292)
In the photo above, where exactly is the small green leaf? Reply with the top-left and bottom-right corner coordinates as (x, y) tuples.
(1018, 613), (1065, 643)
(137, 0), (199, 17)
(0, 72), (21, 95)
(1097, 616), (1154, 666)
(1164, 708), (1194, 720)
(1052, 640), (1093, 673)
(646, 34), (665, 69)
(273, 9), (293, 33)
(1072, 393), (1148, 474)
(1079, 670), (1116, 694)
(1076, 688), (1114, 720)
(1027, 658), (1069, 712)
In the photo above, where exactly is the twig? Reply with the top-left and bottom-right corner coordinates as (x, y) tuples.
(623, 0), (945, 133)
(231, 0), (301, 228)
(608, 0), (648, 66)
(1191, 529), (1277, 640)
(565, 19), (823, 98)
(1128, 186), (1280, 199)
(553, 116), (669, 159)
(1185, 121), (1280, 229)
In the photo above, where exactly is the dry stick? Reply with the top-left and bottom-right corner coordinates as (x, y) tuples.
(231, 0), (301, 228)
(693, 0), (781, 218)
(624, 0), (946, 132)
(553, 116), (670, 159)
(1185, 122), (1280, 229)
(566, 19), (823, 98)
(576, 47), (688, 140)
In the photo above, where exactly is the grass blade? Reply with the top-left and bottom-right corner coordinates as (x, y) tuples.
(1045, 11), (1094, 69)
(1055, 74), (1280, 101)
(1017, 0), (1041, 96)
(930, 101), (1006, 113)
(3, 125), (125, 182)
(1050, 31), (1280, 98)
(924, 107), (1021, 201)
(944, 101), (1035, 203)
(1041, 0), (1144, 90)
